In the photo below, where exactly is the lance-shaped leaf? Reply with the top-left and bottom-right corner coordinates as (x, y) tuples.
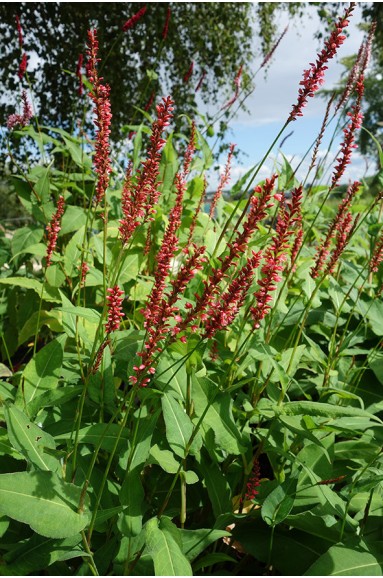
(0, 471), (90, 538)
(4, 404), (58, 471)
(145, 517), (192, 576)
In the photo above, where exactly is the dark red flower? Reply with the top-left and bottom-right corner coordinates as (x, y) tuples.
(122, 6), (147, 32)
(46, 196), (65, 267)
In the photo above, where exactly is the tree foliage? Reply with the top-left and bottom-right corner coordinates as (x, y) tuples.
(2, 3), (315, 142)
(1, 3), (259, 138)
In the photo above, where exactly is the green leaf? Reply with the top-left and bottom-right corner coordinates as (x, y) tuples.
(55, 423), (130, 453)
(180, 528), (230, 562)
(27, 386), (83, 418)
(63, 136), (92, 169)
(193, 375), (246, 454)
(162, 393), (201, 458)
(1, 534), (83, 576)
(119, 410), (160, 472)
(118, 251), (141, 282)
(0, 277), (60, 302)
(35, 168), (51, 203)
(282, 401), (381, 423)
(118, 468), (144, 537)
(145, 517), (193, 576)
(11, 227), (44, 262)
(64, 226), (85, 277)
(0, 471), (90, 538)
(4, 404), (58, 471)
(150, 443), (180, 473)
(305, 541), (383, 576)
(60, 205), (88, 235)
(198, 453), (231, 517)
(45, 264), (66, 287)
(21, 334), (66, 405)
(261, 476), (298, 526)
(18, 310), (62, 346)
(193, 553), (237, 572)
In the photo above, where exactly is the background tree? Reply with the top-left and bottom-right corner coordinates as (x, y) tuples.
(1, 3), (313, 142)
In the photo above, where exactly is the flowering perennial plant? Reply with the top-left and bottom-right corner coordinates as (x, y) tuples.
(4, 13), (383, 578)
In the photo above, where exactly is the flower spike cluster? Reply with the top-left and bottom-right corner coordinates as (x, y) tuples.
(119, 96), (174, 245)
(331, 74), (364, 190)
(203, 251), (262, 339)
(86, 29), (113, 206)
(251, 186), (303, 327)
(172, 176), (277, 338)
(311, 181), (361, 278)
(7, 90), (33, 130)
(46, 196), (65, 267)
(289, 3), (355, 122)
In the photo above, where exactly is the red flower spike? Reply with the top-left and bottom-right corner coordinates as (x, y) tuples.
(119, 96), (174, 245)
(289, 3), (355, 122)
(186, 175), (207, 248)
(105, 286), (124, 334)
(331, 75), (364, 190)
(251, 186), (303, 326)
(221, 65), (243, 110)
(195, 70), (207, 93)
(162, 6), (171, 40)
(203, 251), (262, 339)
(86, 30), (113, 207)
(325, 212), (359, 276)
(173, 176), (278, 338)
(122, 6), (147, 32)
(260, 26), (288, 69)
(46, 196), (65, 267)
(311, 181), (360, 278)
(15, 15), (23, 49)
(18, 52), (27, 80)
(183, 61), (194, 84)
(209, 144), (235, 218)
(245, 459), (261, 501)
(182, 121), (197, 178)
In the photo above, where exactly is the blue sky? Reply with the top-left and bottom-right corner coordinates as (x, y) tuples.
(205, 3), (374, 189)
